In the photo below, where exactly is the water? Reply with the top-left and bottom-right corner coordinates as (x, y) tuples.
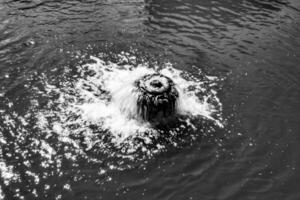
(0, 0), (300, 200)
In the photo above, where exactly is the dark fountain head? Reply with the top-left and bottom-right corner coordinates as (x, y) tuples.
(134, 73), (179, 122)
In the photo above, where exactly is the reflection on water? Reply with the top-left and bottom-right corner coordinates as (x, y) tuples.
(0, 0), (300, 200)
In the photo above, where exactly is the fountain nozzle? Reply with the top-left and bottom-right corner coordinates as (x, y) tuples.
(134, 73), (179, 121)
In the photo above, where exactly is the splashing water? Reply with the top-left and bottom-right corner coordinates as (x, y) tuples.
(0, 52), (224, 198)
(34, 53), (223, 158)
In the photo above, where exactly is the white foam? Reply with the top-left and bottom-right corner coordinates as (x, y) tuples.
(0, 186), (4, 200)
(0, 52), (224, 196)
(77, 57), (220, 139)
(36, 53), (223, 157)
(0, 161), (19, 186)
(78, 102), (153, 142)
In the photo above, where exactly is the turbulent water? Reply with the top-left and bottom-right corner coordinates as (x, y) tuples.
(1, 0), (300, 200)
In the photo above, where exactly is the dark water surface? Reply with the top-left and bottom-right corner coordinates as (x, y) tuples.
(1, 0), (300, 200)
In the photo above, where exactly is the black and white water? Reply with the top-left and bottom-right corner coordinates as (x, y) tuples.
(0, 0), (300, 200)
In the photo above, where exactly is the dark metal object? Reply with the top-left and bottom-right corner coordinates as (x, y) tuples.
(134, 73), (179, 121)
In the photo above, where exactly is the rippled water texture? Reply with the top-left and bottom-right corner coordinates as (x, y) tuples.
(1, 0), (300, 200)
